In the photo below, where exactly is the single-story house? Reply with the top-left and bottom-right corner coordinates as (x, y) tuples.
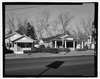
(5, 32), (24, 50)
(42, 33), (77, 51)
(13, 35), (36, 54)
(75, 35), (95, 50)
(42, 33), (95, 50)
(5, 32), (36, 54)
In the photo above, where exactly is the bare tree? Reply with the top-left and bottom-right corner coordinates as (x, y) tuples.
(41, 10), (52, 37)
(81, 17), (92, 36)
(58, 12), (74, 34)
(7, 15), (15, 33)
(36, 18), (45, 39)
(37, 10), (51, 38)
(72, 30), (79, 39)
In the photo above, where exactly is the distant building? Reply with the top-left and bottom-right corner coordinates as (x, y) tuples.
(76, 35), (95, 50)
(87, 35), (95, 49)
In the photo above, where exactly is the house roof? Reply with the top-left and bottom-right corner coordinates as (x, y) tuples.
(5, 32), (16, 39)
(42, 32), (75, 42)
(5, 32), (36, 43)
(15, 35), (34, 43)
(5, 32), (24, 42)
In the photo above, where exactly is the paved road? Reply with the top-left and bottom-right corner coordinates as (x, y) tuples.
(4, 55), (95, 77)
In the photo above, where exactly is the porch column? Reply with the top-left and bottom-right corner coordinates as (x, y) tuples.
(65, 40), (67, 48)
(54, 40), (57, 48)
(14, 43), (17, 52)
(81, 41), (84, 49)
(73, 41), (75, 50)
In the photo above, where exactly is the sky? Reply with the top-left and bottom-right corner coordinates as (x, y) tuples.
(5, 3), (95, 38)
(6, 3), (94, 19)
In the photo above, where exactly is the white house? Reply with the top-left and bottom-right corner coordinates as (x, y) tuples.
(42, 33), (76, 51)
(5, 32), (24, 50)
(5, 32), (36, 54)
(13, 35), (36, 54)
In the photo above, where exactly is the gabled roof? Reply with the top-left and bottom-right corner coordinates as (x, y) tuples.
(12, 35), (25, 42)
(5, 32), (16, 39)
(5, 32), (36, 43)
(15, 35), (35, 43)
(42, 32), (74, 42)
(5, 32), (24, 42)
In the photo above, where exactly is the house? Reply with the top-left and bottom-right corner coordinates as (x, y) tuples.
(42, 33), (77, 51)
(76, 35), (95, 50)
(13, 35), (36, 54)
(5, 32), (24, 50)
(86, 35), (95, 49)
(5, 32), (36, 54)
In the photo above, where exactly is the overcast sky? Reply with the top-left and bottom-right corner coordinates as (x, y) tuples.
(6, 3), (94, 20)
(5, 3), (95, 37)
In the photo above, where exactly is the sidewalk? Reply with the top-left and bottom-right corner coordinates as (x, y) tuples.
(5, 50), (95, 59)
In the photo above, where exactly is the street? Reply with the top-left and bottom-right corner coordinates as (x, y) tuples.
(4, 55), (95, 77)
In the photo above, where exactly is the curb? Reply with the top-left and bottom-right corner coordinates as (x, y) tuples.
(5, 50), (95, 59)
(5, 53), (94, 60)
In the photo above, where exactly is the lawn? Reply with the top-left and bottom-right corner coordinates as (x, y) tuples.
(24, 48), (70, 54)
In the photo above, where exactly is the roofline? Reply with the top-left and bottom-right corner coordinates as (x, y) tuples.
(5, 32), (21, 39)
(12, 35), (25, 42)
(42, 33), (73, 42)
(5, 32), (16, 39)
(14, 35), (36, 43)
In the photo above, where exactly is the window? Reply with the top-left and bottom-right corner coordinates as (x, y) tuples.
(57, 41), (62, 46)
(17, 43), (32, 48)
(25, 43), (32, 47)
(67, 42), (73, 48)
